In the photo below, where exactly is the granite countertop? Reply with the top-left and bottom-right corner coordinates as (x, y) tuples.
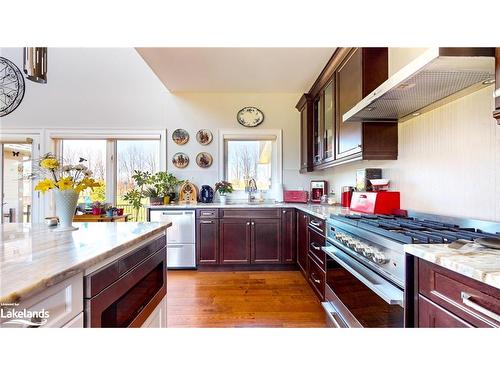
(0, 222), (171, 304)
(404, 243), (500, 290)
(146, 202), (353, 220)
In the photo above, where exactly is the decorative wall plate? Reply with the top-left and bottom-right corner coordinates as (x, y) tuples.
(0, 57), (25, 117)
(196, 152), (213, 168)
(196, 129), (213, 145)
(172, 129), (189, 145)
(237, 107), (264, 127)
(172, 152), (189, 168)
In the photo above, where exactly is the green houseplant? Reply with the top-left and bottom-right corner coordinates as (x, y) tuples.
(215, 180), (233, 205)
(122, 170), (151, 221)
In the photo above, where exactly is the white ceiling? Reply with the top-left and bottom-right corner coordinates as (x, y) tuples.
(135, 48), (335, 93)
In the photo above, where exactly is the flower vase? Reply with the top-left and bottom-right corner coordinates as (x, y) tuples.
(53, 189), (79, 231)
(219, 194), (227, 205)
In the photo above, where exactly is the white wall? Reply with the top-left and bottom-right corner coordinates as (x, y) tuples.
(0, 48), (322, 196)
(324, 86), (500, 222)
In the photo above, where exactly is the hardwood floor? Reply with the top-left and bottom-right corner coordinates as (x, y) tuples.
(167, 270), (327, 328)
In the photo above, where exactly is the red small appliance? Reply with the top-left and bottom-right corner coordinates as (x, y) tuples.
(310, 180), (328, 203)
(349, 191), (400, 215)
(283, 190), (309, 203)
(341, 186), (354, 208)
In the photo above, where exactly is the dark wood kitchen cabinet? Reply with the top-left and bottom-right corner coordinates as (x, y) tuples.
(219, 219), (251, 264)
(296, 211), (309, 275)
(295, 47), (398, 171)
(494, 47), (500, 125)
(296, 94), (314, 173)
(413, 259), (500, 328)
(335, 48), (398, 163)
(196, 218), (219, 264)
(281, 208), (296, 263)
(251, 218), (281, 264)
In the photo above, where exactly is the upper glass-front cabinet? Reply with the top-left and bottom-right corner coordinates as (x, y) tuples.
(323, 80), (335, 161)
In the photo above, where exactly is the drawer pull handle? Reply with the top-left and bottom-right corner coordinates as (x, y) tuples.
(310, 220), (322, 227)
(201, 212), (213, 216)
(310, 243), (321, 251)
(310, 272), (321, 284)
(461, 292), (500, 323)
(200, 220), (213, 224)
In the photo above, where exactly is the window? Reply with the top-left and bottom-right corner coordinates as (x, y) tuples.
(226, 140), (273, 191)
(220, 130), (282, 198)
(61, 140), (107, 204)
(56, 134), (163, 221)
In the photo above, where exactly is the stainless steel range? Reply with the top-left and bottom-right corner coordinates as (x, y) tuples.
(322, 212), (500, 328)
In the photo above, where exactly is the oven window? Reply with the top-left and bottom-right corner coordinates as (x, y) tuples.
(100, 262), (164, 328)
(326, 257), (404, 328)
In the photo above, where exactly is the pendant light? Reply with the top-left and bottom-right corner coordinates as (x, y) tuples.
(23, 47), (47, 83)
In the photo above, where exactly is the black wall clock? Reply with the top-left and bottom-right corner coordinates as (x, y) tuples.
(0, 57), (25, 117)
(237, 107), (264, 127)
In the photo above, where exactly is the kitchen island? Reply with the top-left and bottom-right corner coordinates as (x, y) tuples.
(0, 221), (171, 328)
(405, 243), (500, 327)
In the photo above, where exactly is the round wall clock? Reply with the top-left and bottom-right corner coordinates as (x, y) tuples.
(237, 107), (264, 127)
(0, 57), (25, 117)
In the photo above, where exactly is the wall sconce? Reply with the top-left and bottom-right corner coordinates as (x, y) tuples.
(23, 47), (47, 83)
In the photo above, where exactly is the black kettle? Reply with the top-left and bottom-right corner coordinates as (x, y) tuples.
(200, 185), (214, 203)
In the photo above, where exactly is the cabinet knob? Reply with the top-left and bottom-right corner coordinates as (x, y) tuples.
(251, 222), (255, 226)
(283, 210), (287, 214)
(246, 222), (250, 226)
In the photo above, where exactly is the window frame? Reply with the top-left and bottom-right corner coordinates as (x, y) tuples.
(218, 129), (282, 198)
(47, 129), (166, 206)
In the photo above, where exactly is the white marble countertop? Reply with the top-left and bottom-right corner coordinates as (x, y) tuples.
(146, 202), (353, 220)
(404, 243), (500, 290)
(0, 222), (171, 304)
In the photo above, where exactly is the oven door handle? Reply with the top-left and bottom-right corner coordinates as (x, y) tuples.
(323, 246), (404, 306)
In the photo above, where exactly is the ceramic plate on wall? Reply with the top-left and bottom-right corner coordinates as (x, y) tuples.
(172, 152), (189, 168)
(237, 107), (264, 127)
(196, 129), (213, 145)
(196, 152), (213, 168)
(172, 129), (189, 145)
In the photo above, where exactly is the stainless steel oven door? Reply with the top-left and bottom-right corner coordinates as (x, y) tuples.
(323, 244), (404, 328)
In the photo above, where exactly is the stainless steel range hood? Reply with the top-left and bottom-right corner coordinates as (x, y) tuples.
(343, 48), (495, 123)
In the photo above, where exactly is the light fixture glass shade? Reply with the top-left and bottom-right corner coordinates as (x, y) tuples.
(23, 47), (47, 83)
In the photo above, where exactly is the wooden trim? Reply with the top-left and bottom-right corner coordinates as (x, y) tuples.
(308, 48), (351, 98)
(196, 264), (299, 272)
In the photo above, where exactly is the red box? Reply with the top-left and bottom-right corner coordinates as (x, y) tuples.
(349, 191), (400, 215)
(284, 190), (309, 203)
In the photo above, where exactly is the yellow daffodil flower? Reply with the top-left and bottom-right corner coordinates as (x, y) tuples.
(75, 177), (101, 193)
(34, 179), (55, 193)
(57, 177), (74, 191)
(40, 158), (60, 170)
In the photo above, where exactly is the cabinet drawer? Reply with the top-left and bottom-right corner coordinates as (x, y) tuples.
(418, 260), (500, 327)
(308, 255), (326, 301)
(1, 273), (83, 328)
(308, 216), (325, 235)
(418, 295), (472, 328)
(309, 228), (326, 270)
(196, 209), (219, 219)
(221, 209), (280, 219)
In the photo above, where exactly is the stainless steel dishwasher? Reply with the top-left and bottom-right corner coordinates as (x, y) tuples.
(148, 209), (196, 269)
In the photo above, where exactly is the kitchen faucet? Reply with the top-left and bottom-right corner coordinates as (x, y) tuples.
(246, 178), (258, 203)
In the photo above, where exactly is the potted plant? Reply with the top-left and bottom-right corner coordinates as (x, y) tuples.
(122, 170), (151, 221)
(215, 180), (233, 205)
(91, 201), (103, 215)
(144, 186), (163, 206)
(32, 153), (101, 231)
(150, 171), (183, 204)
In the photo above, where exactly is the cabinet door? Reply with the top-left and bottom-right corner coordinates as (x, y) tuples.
(418, 295), (472, 328)
(251, 218), (281, 264)
(281, 209), (296, 263)
(336, 48), (362, 159)
(220, 219), (251, 264)
(300, 102), (313, 172)
(196, 219), (219, 264)
(297, 212), (309, 274)
(322, 80), (335, 162)
(312, 96), (323, 165)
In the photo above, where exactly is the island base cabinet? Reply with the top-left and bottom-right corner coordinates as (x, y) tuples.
(418, 296), (472, 328)
(220, 219), (251, 264)
(196, 219), (219, 264)
(141, 295), (167, 328)
(251, 218), (281, 264)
